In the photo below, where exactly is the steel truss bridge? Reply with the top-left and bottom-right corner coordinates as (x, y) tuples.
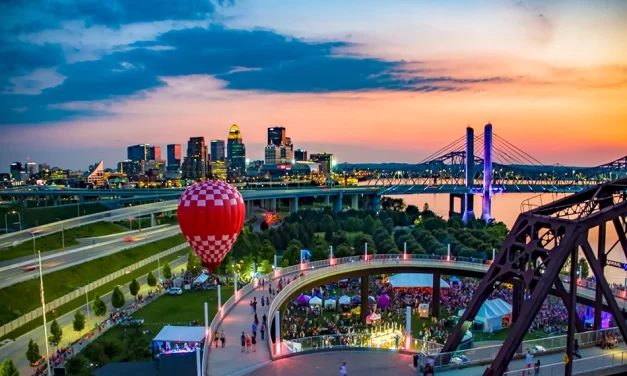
(337, 127), (627, 194)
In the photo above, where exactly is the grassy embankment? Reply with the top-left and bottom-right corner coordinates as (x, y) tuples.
(0, 203), (110, 229)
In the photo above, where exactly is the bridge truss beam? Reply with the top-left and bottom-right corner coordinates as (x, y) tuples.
(440, 177), (627, 376)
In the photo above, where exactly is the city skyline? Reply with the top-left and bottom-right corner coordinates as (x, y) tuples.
(1, 0), (627, 170)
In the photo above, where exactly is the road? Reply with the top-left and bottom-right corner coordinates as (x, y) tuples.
(0, 225), (182, 288)
(0, 253), (189, 376)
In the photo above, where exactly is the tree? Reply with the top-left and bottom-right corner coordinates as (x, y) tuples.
(363, 216), (376, 235)
(111, 286), (125, 309)
(25, 338), (40, 365)
(578, 257), (590, 278)
(146, 271), (157, 287)
(334, 243), (353, 258)
(73, 309), (86, 333)
(354, 233), (376, 254)
(0, 359), (19, 376)
(259, 240), (276, 262)
(283, 243), (302, 266)
(129, 279), (140, 299)
(162, 263), (172, 279)
(66, 355), (89, 376)
(259, 259), (273, 274)
(92, 294), (107, 317)
(48, 319), (63, 347)
(186, 250), (202, 275)
(126, 329), (151, 361)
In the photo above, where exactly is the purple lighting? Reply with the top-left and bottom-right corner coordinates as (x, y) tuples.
(482, 123), (493, 221)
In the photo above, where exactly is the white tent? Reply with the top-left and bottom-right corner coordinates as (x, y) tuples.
(324, 298), (337, 309)
(387, 273), (450, 289)
(193, 273), (209, 284)
(458, 298), (512, 332)
(153, 326), (206, 343)
(309, 296), (322, 306)
(338, 295), (351, 305)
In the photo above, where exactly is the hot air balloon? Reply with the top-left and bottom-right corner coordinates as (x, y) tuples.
(177, 180), (246, 272)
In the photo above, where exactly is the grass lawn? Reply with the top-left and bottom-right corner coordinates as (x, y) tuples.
(0, 234), (186, 327)
(0, 222), (127, 262)
(82, 289), (234, 363)
(117, 214), (178, 230)
(0, 203), (110, 229)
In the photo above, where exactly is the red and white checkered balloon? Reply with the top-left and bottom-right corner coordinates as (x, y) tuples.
(177, 181), (246, 272)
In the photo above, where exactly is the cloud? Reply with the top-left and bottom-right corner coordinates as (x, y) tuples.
(0, 26), (503, 125)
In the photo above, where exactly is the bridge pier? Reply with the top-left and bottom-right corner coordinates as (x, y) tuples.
(333, 192), (343, 213)
(150, 213), (156, 227)
(462, 193), (475, 223)
(363, 194), (381, 212)
(360, 275), (369, 324)
(289, 197), (299, 213)
(432, 271), (441, 317)
(448, 193), (465, 218)
(271, 198), (277, 211)
(351, 194), (359, 210)
(324, 195), (330, 207)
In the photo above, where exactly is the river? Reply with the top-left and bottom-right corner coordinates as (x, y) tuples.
(386, 192), (626, 285)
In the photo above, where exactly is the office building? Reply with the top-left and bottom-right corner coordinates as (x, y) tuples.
(227, 125), (246, 177)
(183, 137), (209, 180)
(128, 144), (160, 162)
(149, 146), (161, 161)
(167, 144), (182, 171)
(210, 160), (227, 180)
(38, 163), (50, 173)
(85, 160), (104, 187)
(267, 127), (286, 146)
(294, 149), (308, 162)
(259, 162), (319, 178)
(10, 162), (23, 177)
(264, 144), (281, 165)
(309, 152), (334, 176)
(210, 140), (225, 161)
(25, 162), (37, 175)
(118, 159), (143, 178)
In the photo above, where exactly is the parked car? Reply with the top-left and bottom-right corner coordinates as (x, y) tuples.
(168, 287), (183, 296)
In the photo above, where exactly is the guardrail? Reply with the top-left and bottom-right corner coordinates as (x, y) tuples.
(0, 243), (188, 338)
(503, 350), (627, 376)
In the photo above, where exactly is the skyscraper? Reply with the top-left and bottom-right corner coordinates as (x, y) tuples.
(167, 144), (181, 171)
(10, 162), (22, 177)
(210, 140), (225, 161)
(294, 149), (308, 162)
(227, 125), (246, 177)
(183, 137), (209, 180)
(149, 146), (161, 161)
(267, 127), (286, 146)
(128, 144), (160, 162)
(310, 152), (334, 176)
(25, 162), (37, 175)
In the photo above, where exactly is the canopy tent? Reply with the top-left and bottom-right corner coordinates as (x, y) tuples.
(193, 273), (209, 285)
(458, 298), (512, 332)
(309, 296), (322, 306)
(324, 298), (337, 309)
(387, 273), (450, 289)
(312, 293), (323, 299)
(339, 295), (351, 305)
(351, 295), (361, 303)
(378, 294), (390, 309)
(254, 272), (263, 278)
(154, 326), (205, 343)
(449, 276), (460, 283)
(351, 306), (361, 315)
(368, 296), (377, 305)
(296, 295), (310, 305)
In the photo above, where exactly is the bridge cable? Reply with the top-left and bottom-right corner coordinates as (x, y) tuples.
(418, 135), (467, 164)
(492, 138), (528, 165)
(493, 133), (544, 165)
(493, 137), (539, 166)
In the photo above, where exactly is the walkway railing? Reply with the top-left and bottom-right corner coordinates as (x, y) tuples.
(503, 350), (627, 376)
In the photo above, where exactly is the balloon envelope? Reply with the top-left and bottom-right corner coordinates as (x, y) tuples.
(177, 181), (245, 272)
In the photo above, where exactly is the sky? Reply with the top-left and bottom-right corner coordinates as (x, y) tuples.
(1, 0), (626, 171)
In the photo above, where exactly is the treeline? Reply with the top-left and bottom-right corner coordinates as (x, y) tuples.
(218, 198), (509, 279)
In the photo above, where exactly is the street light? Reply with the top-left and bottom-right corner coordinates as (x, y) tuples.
(4, 210), (22, 234)
(54, 218), (65, 252)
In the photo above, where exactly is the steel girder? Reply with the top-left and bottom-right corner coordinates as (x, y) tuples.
(439, 177), (627, 376)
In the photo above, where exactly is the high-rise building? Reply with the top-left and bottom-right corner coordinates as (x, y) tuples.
(309, 152), (334, 176)
(210, 160), (227, 180)
(210, 140), (225, 161)
(227, 125), (246, 177)
(294, 149), (308, 162)
(38, 163), (50, 173)
(183, 137), (209, 180)
(25, 162), (37, 175)
(267, 127), (286, 146)
(167, 144), (181, 171)
(127, 144), (150, 161)
(264, 145), (281, 164)
(149, 146), (161, 161)
(118, 159), (143, 177)
(10, 162), (23, 177)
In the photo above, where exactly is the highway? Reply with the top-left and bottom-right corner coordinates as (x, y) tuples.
(0, 253), (189, 376)
(0, 225), (182, 289)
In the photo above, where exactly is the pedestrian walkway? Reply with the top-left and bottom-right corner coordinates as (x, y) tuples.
(208, 282), (273, 376)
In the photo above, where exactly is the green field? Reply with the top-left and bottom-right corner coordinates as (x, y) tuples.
(0, 234), (186, 327)
(83, 288), (233, 363)
(0, 203), (110, 229)
(0, 247), (190, 341)
(118, 214), (178, 230)
(0, 222), (126, 262)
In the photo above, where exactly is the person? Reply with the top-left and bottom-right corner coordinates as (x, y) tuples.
(214, 331), (220, 348)
(254, 313), (259, 325)
(250, 300), (254, 314)
(252, 321), (258, 338)
(245, 334), (251, 353)
(423, 363), (434, 376)
(339, 362), (347, 376)
(252, 333), (257, 352)
(260, 322), (266, 340)
(266, 296), (269, 306)
(220, 330), (226, 348)
(261, 296), (265, 307)
(534, 360), (540, 376)
(574, 339), (582, 359)
(526, 350), (533, 369)
(240, 332), (246, 353)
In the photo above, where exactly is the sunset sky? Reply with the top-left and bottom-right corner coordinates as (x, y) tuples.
(1, 0), (626, 171)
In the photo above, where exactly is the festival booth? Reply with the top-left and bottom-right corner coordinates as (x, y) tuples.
(296, 294), (310, 305)
(449, 276), (460, 286)
(152, 326), (204, 361)
(309, 296), (323, 306)
(351, 295), (361, 304)
(418, 303), (430, 318)
(368, 296), (377, 305)
(458, 298), (512, 332)
(193, 272), (209, 287)
(325, 297), (337, 310)
(338, 295), (351, 305)
(387, 273), (451, 289)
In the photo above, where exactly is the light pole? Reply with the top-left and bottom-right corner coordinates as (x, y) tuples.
(4, 211), (22, 233)
(54, 218), (65, 252)
(85, 287), (90, 327)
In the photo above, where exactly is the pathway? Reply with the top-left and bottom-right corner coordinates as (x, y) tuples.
(0, 254), (189, 376)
